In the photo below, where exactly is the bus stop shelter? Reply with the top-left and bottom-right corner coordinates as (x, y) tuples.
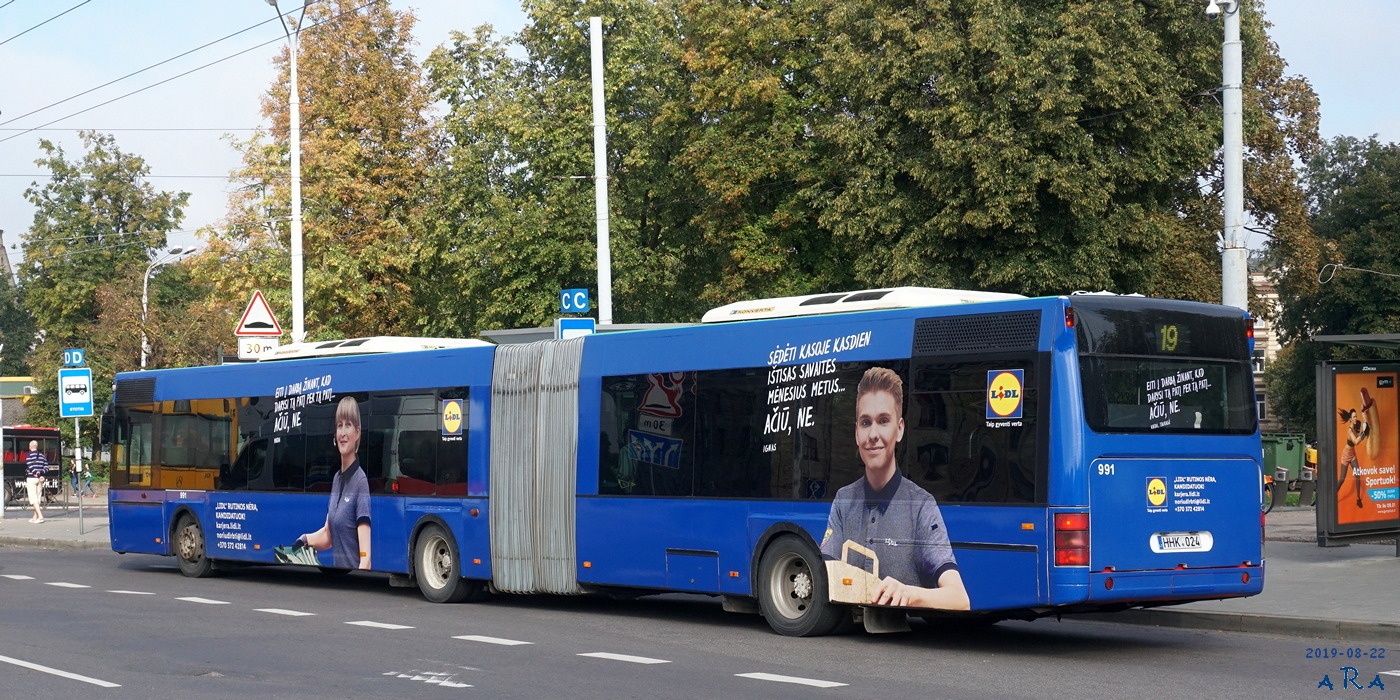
(1312, 334), (1400, 552)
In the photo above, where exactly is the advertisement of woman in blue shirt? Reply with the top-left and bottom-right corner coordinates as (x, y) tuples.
(820, 367), (970, 610)
(299, 396), (372, 570)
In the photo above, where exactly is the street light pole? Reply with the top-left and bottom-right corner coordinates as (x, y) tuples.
(141, 247), (189, 369)
(1209, 0), (1247, 312)
(268, 0), (307, 343)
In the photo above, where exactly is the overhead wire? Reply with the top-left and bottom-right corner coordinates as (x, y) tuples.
(0, 0), (91, 47)
(0, 0), (387, 147)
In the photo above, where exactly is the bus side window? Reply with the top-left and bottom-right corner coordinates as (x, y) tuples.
(223, 439), (267, 491)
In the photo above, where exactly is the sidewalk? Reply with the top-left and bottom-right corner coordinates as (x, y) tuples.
(3, 499), (1398, 642)
(0, 489), (111, 551)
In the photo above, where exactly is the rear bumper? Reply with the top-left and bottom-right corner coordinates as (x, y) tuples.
(1084, 565), (1264, 603)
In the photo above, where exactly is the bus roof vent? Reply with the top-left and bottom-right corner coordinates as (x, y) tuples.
(913, 310), (1042, 355)
(701, 287), (1026, 323)
(114, 377), (156, 406)
(258, 336), (492, 361)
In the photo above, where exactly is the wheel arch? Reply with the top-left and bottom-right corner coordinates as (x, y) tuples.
(408, 514), (460, 581)
(748, 521), (822, 596)
(167, 505), (203, 557)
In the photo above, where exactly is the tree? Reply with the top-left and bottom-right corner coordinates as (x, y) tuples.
(211, 0), (439, 339)
(426, 0), (713, 329)
(18, 130), (188, 440)
(0, 267), (36, 375)
(1262, 136), (1400, 434)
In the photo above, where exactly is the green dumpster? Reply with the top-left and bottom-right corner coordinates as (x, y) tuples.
(1262, 432), (1307, 485)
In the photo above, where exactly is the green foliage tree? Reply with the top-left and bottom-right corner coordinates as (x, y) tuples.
(425, 0), (1318, 335)
(1263, 135), (1400, 433)
(426, 0), (713, 329)
(211, 0), (439, 339)
(0, 265), (36, 375)
(18, 130), (188, 444)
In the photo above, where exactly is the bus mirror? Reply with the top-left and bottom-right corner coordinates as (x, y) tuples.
(99, 409), (115, 446)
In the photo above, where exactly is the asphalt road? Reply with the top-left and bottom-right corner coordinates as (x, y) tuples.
(1, 548), (1394, 698)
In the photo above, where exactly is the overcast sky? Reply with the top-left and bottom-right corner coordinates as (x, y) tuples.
(1, 0), (1396, 269)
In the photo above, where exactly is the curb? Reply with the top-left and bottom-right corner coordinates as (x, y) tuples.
(0, 535), (111, 552)
(1079, 609), (1400, 644)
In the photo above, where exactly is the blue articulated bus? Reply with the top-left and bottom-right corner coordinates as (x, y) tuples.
(105, 288), (1264, 636)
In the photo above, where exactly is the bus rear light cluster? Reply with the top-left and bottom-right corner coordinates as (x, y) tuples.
(1054, 512), (1089, 566)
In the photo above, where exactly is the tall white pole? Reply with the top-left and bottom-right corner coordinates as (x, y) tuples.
(1220, 1), (1247, 312)
(74, 417), (83, 533)
(288, 10), (306, 343)
(590, 16), (614, 326)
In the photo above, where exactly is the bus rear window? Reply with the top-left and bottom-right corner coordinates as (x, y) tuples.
(1072, 297), (1256, 434)
(1079, 357), (1255, 433)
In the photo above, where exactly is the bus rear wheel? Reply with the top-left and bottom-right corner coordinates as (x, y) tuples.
(174, 514), (213, 578)
(757, 535), (845, 637)
(415, 525), (481, 604)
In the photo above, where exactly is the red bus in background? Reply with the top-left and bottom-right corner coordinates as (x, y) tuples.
(2, 425), (62, 506)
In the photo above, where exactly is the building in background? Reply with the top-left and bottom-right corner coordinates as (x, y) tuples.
(1250, 271), (1284, 433)
(1, 376), (38, 425)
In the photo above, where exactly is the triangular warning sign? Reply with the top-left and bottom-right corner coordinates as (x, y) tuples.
(235, 290), (284, 337)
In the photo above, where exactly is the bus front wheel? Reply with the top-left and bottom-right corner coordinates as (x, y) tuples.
(414, 525), (482, 604)
(174, 514), (213, 578)
(757, 535), (845, 637)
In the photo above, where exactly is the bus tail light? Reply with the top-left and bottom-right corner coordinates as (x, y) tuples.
(1054, 512), (1089, 566)
(1245, 317), (1255, 340)
(1065, 308), (1076, 329)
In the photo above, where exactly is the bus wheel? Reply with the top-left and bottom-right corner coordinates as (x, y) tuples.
(174, 514), (213, 578)
(757, 535), (844, 637)
(2, 479), (13, 506)
(415, 525), (477, 604)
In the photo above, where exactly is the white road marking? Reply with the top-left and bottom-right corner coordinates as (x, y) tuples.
(256, 608), (315, 616)
(577, 652), (671, 665)
(0, 654), (121, 688)
(346, 620), (413, 630)
(383, 670), (471, 688)
(45, 582), (90, 588)
(107, 590), (156, 595)
(453, 635), (533, 646)
(175, 597), (230, 605)
(736, 672), (847, 688)
(1380, 670), (1400, 677)
(1, 574), (35, 580)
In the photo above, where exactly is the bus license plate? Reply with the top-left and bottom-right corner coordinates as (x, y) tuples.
(1150, 531), (1213, 553)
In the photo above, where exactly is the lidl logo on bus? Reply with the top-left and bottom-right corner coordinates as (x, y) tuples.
(440, 399), (464, 436)
(1147, 477), (1168, 508)
(986, 369), (1024, 419)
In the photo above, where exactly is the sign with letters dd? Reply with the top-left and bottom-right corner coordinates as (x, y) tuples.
(59, 367), (94, 418)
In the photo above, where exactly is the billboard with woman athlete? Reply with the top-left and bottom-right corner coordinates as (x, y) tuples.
(1318, 362), (1400, 541)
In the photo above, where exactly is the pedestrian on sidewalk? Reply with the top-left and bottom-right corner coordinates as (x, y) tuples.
(25, 440), (47, 523)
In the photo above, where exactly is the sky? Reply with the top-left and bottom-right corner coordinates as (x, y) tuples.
(1, 0), (1397, 272)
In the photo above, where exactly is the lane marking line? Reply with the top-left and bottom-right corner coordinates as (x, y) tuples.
(736, 672), (847, 688)
(0, 654), (121, 688)
(175, 597), (230, 605)
(257, 608), (316, 617)
(453, 635), (533, 646)
(107, 590), (156, 595)
(1380, 671), (1400, 677)
(46, 582), (90, 588)
(2, 575), (35, 580)
(346, 620), (413, 630)
(577, 652), (671, 665)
